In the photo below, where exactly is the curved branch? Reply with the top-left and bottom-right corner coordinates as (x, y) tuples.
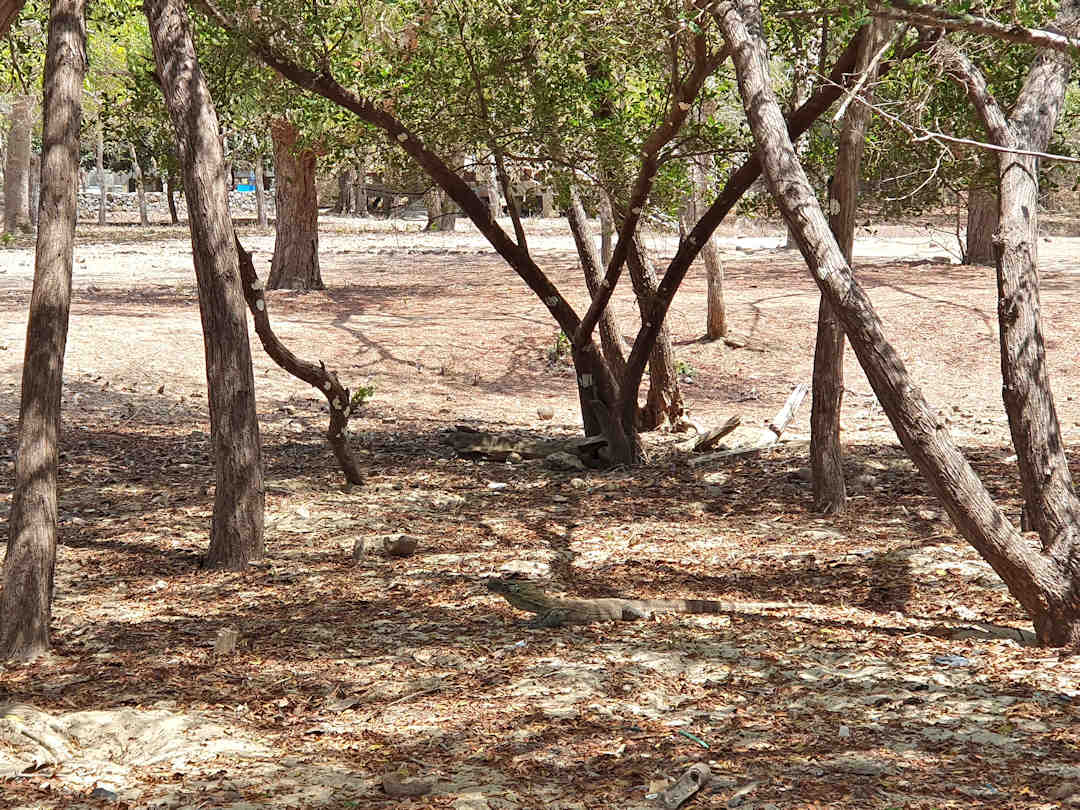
(235, 233), (364, 485)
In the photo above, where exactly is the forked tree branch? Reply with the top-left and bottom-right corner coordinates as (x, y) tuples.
(872, 0), (1080, 53)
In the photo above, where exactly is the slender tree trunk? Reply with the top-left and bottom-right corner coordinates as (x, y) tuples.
(424, 186), (443, 230)
(28, 150), (39, 227)
(717, 0), (1080, 646)
(626, 236), (683, 429)
(128, 142), (149, 226)
(567, 185), (626, 380)
(1, 0), (85, 662)
(268, 119), (322, 290)
(336, 167), (353, 213)
(598, 191), (614, 267)
(145, 0), (265, 570)
(95, 122), (106, 225)
(541, 188), (555, 218)
(811, 20), (890, 515)
(166, 172), (179, 223)
(353, 155), (367, 217)
(253, 152), (268, 227)
(965, 171), (998, 265)
(3, 95), (33, 234)
(484, 158), (500, 220)
(683, 129), (726, 339)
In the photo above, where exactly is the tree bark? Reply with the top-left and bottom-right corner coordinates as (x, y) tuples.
(943, 31), (1080, 638)
(567, 185), (626, 381)
(484, 158), (500, 220)
(811, 20), (891, 515)
(253, 152), (268, 226)
(353, 154), (367, 217)
(965, 170), (998, 265)
(336, 166), (353, 214)
(28, 150), (39, 227)
(166, 171), (179, 223)
(3, 95), (33, 234)
(95, 121), (106, 225)
(626, 236), (684, 429)
(1, 0), (85, 662)
(715, 0), (1080, 646)
(268, 118), (322, 290)
(598, 191), (614, 267)
(682, 131), (726, 340)
(145, 0), (264, 570)
(128, 142), (149, 226)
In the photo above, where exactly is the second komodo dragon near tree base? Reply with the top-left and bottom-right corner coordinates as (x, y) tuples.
(486, 575), (760, 628)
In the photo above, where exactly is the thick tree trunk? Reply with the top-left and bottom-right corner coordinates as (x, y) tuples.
(128, 142), (149, 226)
(95, 122), (106, 225)
(811, 21), (890, 515)
(3, 95), (33, 235)
(0, 0), (85, 662)
(965, 172), (997, 265)
(626, 236), (683, 429)
(268, 119), (322, 290)
(353, 155), (367, 217)
(253, 152), (268, 227)
(567, 185), (626, 381)
(145, 0), (265, 570)
(717, 0), (1080, 646)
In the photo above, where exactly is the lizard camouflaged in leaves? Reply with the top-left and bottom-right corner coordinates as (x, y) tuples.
(486, 576), (782, 628)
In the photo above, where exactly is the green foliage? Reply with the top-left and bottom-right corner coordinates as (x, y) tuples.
(547, 330), (571, 366)
(349, 383), (375, 411)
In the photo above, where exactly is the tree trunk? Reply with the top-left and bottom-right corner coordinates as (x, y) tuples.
(145, 0), (265, 570)
(811, 20), (890, 515)
(28, 150), (40, 227)
(253, 152), (268, 227)
(353, 155), (368, 217)
(965, 171), (997, 265)
(1, 0), (85, 662)
(683, 131), (726, 340)
(598, 191), (614, 267)
(95, 122), (106, 225)
(268, 119), (322, 290)
(567, 185), (626, 380)
(336, 167), (353, 214)
(424, 186), (443, 230)
(484, 158), (500, 220)
(166, 174), (179, 223)
(626, 236), (683, 429)
(541, 188), (555, 218)
(716, 0), (1080, 646)
(128, 142), (149, 226)
(3, 95), (33, 234)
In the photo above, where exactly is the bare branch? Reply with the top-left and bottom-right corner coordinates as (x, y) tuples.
(872, 0), (1080, 53)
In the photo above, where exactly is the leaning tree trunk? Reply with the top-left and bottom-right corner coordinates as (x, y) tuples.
(716, 0), (1080, 646)
(627, 236), (684, 429)
(965, 170), (998, 265)
(145, 0), (265, 570)
(128, 142), (149, 226)
(95, 122), (106, 225)
(268, 118), (322, 290)
(1, 0), (85, 662)
(3, 95), (33, 235)
(811, 19), (891, 515)
(253, 152), (268, 227)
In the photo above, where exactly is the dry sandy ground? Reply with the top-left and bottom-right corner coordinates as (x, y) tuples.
(0, 215), (1079, 809)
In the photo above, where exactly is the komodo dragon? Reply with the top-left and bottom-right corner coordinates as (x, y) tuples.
(486, 576), (779, 628)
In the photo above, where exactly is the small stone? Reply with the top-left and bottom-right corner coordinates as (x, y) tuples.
(214, 627), (239, 655)
(537, 406), (555, 420)
(545, 451), (586, 472)
(569, 477), (587, 489)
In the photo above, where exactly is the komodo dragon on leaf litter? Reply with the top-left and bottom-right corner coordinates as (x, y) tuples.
(486, 575), (791, 628)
